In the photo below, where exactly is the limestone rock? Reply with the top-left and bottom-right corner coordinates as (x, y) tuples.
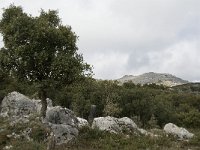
(0, 92), (78, 145)
(0, 91), (53, 118)
(118, 117), (138, 131)
(77, 117), (89, 128)
(50, 124), (78, 145)
(92, 116), (140, 134)
(0, 91), (36, 117)
(92, 116), (154, 136)
(92, 116), (120, 133)
(45, 106), (78, 126)
(44, 106), (79, 145)
(164, 123), (194, 140)
(137, 128), (156, 136)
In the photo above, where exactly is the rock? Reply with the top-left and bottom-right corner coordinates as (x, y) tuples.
(0, 91), (53, 118)
(137, 128), (156, 137)
(118, 117), (138, 131)
(45, 106), (78, 126)
(0, 92), (78, 145)
(77, 117), (89, 128)
(0, 92), (37, 118)
(92, 116), (143, 134)
(50, 124), (78, 145)
(92, 116), (155, 136)
(44, 106), (79, 145)
(92, 116), (121, 133)
(164, 123), (194, 140)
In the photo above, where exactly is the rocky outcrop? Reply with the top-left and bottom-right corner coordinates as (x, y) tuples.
(44, 106), (79, 145)
(164, 123), (194, 140)
(0, 92), (79, 145)
(92, 116), (150, 135)
(92, 116), (121, 133)
(118, 117), (138, 131)
(0, 91), (52, 118)
(77, 117), (89, 128)
(117, 72), (188, 87)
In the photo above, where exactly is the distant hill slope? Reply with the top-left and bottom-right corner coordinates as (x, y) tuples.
(172, 83), (200, 93)
(117, 72), (189, 87)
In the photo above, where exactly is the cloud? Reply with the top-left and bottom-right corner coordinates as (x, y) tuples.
(0, 0), (200, 81)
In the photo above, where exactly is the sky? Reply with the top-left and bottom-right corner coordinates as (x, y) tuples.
(0, 0), (200, 81)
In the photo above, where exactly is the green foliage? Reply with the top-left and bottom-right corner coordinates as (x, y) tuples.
(0, 115), (49, 150)
(0, 5), (91, 85)
(0, 4), (92, 117)
(11, 141), (46, 150)
(48, 78), (200, 129)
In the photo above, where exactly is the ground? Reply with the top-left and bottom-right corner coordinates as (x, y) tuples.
(0, 116), (200, 150)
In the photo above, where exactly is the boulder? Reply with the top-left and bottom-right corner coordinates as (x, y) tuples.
(118, 117), (138, 131)
(0, 92), (79, 145)
(92, 116), (150, 134)
(45, 106), (78, 126)
(164, 123), (194, 140)
(44, 106), (79, 145)
(92, 116), (120, 133)
(0, 91), (53, 118)
(0, 91), (37, 118)
(50, 124), (78, 145)
(92, 116), (153, 136)
(77, 117), (89, 128)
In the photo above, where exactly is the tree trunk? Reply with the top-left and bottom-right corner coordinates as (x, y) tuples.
(40, 88), (47, 118)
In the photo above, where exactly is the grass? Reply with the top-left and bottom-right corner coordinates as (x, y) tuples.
(0, 116), (49, 150)
(57, 127), (200, 150)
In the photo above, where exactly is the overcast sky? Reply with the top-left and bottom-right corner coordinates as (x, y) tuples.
(0, 0), (200, 81)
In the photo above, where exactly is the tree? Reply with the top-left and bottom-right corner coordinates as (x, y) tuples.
(0, 5), (92, 117)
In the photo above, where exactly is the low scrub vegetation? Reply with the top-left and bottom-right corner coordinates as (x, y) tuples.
(56, 127), (200, 150)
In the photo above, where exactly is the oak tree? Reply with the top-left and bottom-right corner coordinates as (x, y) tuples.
(0, 5), (92, 117)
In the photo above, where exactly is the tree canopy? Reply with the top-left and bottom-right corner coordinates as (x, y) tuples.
(0, 5), (92, 117)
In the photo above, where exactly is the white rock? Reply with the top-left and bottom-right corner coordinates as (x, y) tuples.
(45, 106), (79, 145)
(77, 117), (89, 128)
(92, 116), (120, 133)
(0, 92), (78, 145)
(92, 116), (156, 136)
(164, 123), (194, 139)
(137, 128), (156, 137)
(0, 92), (36, 117)
(50, 124), (78, 145)
(92, 116), (142, 134)
(118, 117), (138, 131)
(0, 91), (53, 118)
(45, 106), (78, 126)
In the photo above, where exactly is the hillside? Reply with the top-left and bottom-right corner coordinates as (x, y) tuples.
(172, 82), (200, 93)
(117, 72), (188, 87)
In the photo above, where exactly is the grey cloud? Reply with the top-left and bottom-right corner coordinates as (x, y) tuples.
(0, 0), (200, 81)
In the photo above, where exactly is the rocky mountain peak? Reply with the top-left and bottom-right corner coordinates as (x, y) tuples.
(117, 72), (188, 87)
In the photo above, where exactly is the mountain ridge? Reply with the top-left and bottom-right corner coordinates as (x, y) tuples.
(117, 72), (189, 87)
